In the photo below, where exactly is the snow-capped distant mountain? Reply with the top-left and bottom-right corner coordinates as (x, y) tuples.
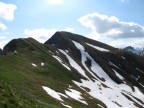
(123, 46), (144, 56)
(139, 49), (144, 56)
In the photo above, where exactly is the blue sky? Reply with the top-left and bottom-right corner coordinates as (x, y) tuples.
(0, 0), (144, 48)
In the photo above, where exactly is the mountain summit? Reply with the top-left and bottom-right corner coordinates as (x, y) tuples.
(0, 31), (144, 108)
(45, 31), (116, 50)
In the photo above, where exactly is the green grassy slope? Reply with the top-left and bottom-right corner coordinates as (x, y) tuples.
(0, 38), (104, 108)
(0, 38), (75, 108)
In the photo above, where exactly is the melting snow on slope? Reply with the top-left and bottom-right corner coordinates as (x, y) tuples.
(86, 43), (109, 52)
(136, 68), (144, 74)
(72, 40), (114, 82)
(112, 69), (124, 80)
(53, 55), (71, 70)
(139, 83), (144, 88)
(61, 103), (72, 108)
(41, 62), (44, 66)
(70, 41), (144, 108)
(72, 40), (97, 79)
(97, 104), (105, 108)
(42, 86), (68, 101)
(31, 63), (37, 67)
(65, 89), (88, 105)
(109, 61), (120, 69)
(73, 79), (144, 108)
(59, 49), (89, 79)
(121, 56), (126, 60)
(57, 40), (144, 108)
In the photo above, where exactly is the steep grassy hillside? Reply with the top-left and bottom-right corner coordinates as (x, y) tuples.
(0, 38), (82, 108)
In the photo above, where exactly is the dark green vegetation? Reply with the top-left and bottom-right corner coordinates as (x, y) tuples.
(0, 31), (144, 108)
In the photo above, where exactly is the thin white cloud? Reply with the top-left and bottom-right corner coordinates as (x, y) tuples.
(0, 36), (8, 49)
(78, 13), (144, 39)
(0, 36), (7, 40)
(0, 2), (17, 30)
(110, 38), (144, 48)
(0, 40), (8, 49)
(78, 12), (144, 48)
(47, 0), (64, 5)
(24, 27), (74, 43)
(0, 23), (7, 30)
(24, 28), (58, 43)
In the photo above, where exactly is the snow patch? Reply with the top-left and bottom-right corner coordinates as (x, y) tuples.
(131, 75), (140, 81)
(97, 104), (105, 108)
(42, 86), (68, 101)
(86, 43), (109, 52)
(41, 62), (44, 66)
(136, 68), (144, 74)
(112, 69), (124, 80)
(72, 40), (97, 79)
(49, 50), (54, 54)
(139, 83), (144, 88)
(72, 40), (113, 81)
(109, 61), (119, 69)
(59, 49), (88, 79)
(73, 78), (144, 108)
(121, 56), (125, 60)
(53, 55), (71, 70)
(61, 103), (72, 108)
(65, 89), (88, 105)
(31, 63), (37, 67)
(122, 87), (144, 107)
(65, 50), (69, 53)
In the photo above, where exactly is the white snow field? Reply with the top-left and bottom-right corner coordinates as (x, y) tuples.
(53, 55), (71, 70)
(71, 40), (144, 108)
(31, 63), (37, 67)
(112, 69), (124, 80)
(42, 86), (68, 101)
(59, 49), (89, 79)
(86, 43), (109, 52)
(65, 89), (88, 105)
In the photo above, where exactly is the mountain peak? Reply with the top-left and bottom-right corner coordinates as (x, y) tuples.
(45, 31), (116, 52)
(3, 37), (40, 54)
(123, 46), (144, 56)
(44, 31), (75, 50)
(3, 39), (21, 54)
(123, 46), (134, 50)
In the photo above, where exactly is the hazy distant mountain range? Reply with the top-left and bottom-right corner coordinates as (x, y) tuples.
(123, 46), (144, 56)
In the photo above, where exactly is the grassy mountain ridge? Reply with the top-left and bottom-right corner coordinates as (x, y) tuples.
(0, 31), (144, 108)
